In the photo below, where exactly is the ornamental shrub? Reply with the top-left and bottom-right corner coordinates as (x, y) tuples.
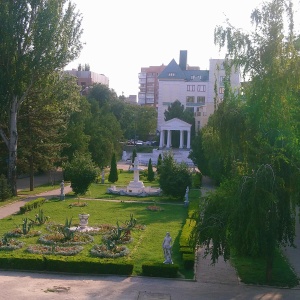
(0, 174), (12, 201)
(147, 158), (155, 182)
(108, 153), (118, 183)
(64, 152), (98, 196)
(158, 152), (192, 200)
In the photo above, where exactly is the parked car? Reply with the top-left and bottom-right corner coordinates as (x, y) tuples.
(136, 140), (143, 145)
(143, 141), (152, 146)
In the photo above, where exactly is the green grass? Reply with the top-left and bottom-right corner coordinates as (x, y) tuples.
(231, 249), (299, 287)
(0, 198), (193, 278)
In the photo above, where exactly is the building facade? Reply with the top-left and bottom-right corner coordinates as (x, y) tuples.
(65, 69), (109, 95)
(138, 65), (166, 107)
(157, 50), (241, 131)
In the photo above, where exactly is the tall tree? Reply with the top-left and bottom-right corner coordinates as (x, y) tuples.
(147, 158), (155, 182)
(0, 0), (83, 195)
(18, 73), (81, 190)
(198, 0), (300, 282)
(108, 153), (118, 183)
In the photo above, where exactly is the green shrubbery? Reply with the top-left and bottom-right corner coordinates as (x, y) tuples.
(0, 174), (12, 201)
(19, 197), (46, 214)
(0, 253), (134, 275)
(142, 262), (179, 278)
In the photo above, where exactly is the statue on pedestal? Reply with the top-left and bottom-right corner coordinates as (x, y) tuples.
(162, 232), (173, 264)
(60, 180), (65, 200)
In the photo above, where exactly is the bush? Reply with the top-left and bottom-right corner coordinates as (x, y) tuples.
(0, 174), (12, 201)
(142, 262), (179, 278)
(158, 152), (192, 200)
(0, 253), (134, 275)
(64, 152), (98, 196)
(183, 253), (195, 269)
(108, 153), (118, 183)
(19, 197), (46, 214)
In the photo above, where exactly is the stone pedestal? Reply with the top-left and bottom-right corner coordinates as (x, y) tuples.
(79, 214), (90, 229)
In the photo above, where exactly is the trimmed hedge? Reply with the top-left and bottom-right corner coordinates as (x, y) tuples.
(0, 253), (133, 275)
(19, 197), (46, 214)
(183, 253), (195, 270)
(142, 262), (179, 278)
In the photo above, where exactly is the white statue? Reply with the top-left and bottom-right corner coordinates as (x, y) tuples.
(60, 180), (65, 200)
(162, 232), (173, 264)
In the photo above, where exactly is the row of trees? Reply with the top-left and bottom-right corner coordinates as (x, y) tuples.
(189, 0), (300, 282)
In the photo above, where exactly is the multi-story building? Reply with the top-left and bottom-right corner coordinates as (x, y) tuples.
(157, 50), (241, 131)
(65, 69), (109, 95)
(138, 65), (166, 107)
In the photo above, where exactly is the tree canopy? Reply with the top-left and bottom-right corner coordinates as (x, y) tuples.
(193, 0), (300, 282)
(0, 0), (83, 195)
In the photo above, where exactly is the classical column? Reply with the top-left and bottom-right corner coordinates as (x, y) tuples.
(166, 130), (171, 148)
(179, 130), (184, 148)
(159, 130), (164, 148)
(187, 130), (191, 149)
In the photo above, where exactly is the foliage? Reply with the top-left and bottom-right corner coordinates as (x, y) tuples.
(108, 153), (118, 183)
(147, 158), (155, 182)
(0, 174), (12, 201)
(131, 149), (137, 166)
(64, 152), (98, 196)
(158, 152), (192, 200)
(17, 73), (81, 189)
(21, 218), (35, 235)
(34, 209), (49, 225)
(196, 0), (300, 283)
(19, 198), (46, 214)
(142, 263), (179, 278)
(156, 154), (162, 174)
(58, 217), (75, 241)
(0, 0), (83, 195)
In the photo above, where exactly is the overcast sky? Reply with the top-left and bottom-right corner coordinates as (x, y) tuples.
(65, 0), (266, 97)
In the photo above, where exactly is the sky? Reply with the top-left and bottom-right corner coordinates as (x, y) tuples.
(65, 0), (265, 97)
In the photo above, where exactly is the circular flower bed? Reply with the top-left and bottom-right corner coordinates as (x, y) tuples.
(39, 232), (94, 245)
(6, 229), (41, 238)
(102, 233), (133, 245)
(0, 239), (24, 251)
(90, 244), (129, 258)
(146, 205), (163, 212)
(27, 244), (83, 256)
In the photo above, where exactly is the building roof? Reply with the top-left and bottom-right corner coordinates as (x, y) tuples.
(158, 59), (209, 82)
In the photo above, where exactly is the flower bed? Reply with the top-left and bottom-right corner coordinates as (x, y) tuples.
(146, 205), (163, 211)
(0, 239), (24, 251)
(90, 244), (129, 258)
(39, 232), (94, 245)
(102, 233), (133, 244)
(6, 229), (41, 238)
(27, 244), (83, 256)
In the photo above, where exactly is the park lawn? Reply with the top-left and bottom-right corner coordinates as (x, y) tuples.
(231, 249), (299, 287)
(0, 198), (192, 278)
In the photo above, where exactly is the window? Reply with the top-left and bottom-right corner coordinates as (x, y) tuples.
(220, 76), (225, 83)
(186, 96), (195, 103)
(168, 72), (175, 77)
(191, 75), (195, 80)
(219, 87), (225, 94)
(187, 85), (195, 91)
(197, 85), (206, 92)
(197, 96), (205, 104)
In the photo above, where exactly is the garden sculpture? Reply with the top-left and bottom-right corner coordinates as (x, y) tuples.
(162, 232), (173, 264)
(60, 180), (65, 200)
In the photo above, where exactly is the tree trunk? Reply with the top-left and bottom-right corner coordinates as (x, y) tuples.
(266, 252), (274, 283)
(8, 98), (19, 196)
(29, 155), (34, 191)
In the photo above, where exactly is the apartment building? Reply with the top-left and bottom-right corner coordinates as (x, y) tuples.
(138, 65), (166, 107)
(157, 50), (241, 131)
(65, 69), (109, 95)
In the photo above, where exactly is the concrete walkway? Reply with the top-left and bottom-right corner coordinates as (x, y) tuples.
(0, 172), (299, 299)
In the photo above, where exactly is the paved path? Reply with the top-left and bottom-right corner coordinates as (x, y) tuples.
(0, 172), (299, 299)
